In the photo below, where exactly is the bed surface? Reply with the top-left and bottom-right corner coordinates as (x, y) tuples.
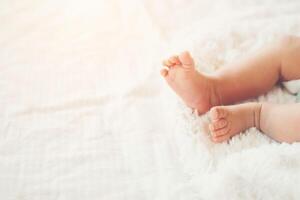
(1, 0), (300, 199)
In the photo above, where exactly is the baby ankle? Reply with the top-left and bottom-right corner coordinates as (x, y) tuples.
(253, 103), (262, 130)
(209, 78), (222, 107)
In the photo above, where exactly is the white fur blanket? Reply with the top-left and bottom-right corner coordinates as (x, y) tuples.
(1, 0), (300, 199)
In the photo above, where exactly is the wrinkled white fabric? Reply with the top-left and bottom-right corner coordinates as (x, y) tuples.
(1, 0), (300, 199)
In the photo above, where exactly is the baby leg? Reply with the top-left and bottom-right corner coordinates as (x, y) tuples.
(215, 35), (300, 105)
(209, 103), (300, 143)
(161, 35), (300, 114)
(260, 103), (300, 143)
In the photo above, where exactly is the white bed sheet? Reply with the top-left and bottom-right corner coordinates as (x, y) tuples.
(1, 0), (300, 199)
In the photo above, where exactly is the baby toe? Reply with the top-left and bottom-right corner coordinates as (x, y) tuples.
(210, 119), (227, 131)
(163, 59), (173, 67)
(209, 106), (227, 121)
(170, 56), (181, 65)
(160, 69), (168, 77)
(210, 123), (230, 137)
(178, 51), (194, 68)
(212, 133), (231, 143)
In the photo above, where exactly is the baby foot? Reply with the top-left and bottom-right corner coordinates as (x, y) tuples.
(209, 103), (262, 143)
(160, 51), (219, 114)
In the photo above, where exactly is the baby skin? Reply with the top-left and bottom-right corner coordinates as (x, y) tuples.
(161, 35), (300, 143)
